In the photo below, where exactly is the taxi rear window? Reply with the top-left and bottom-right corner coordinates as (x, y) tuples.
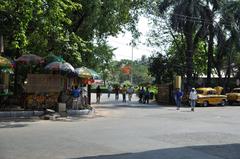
(196, 90), (204, 94)
(233, 89), (240, 93)
(207, 91), (216, 95)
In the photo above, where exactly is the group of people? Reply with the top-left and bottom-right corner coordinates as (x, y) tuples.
(174, 87), (198, 111)
(71, 85), (88, 109)
(138, 87), (151, 104)
(96, 85), (135, 104)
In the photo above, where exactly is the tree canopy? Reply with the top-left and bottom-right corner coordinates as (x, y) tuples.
(0, 0), (145, 68)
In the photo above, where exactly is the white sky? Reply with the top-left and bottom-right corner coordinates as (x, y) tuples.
(108, 17), (155, 61)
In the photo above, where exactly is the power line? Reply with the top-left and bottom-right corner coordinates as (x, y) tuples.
(109, 39), (155, 52)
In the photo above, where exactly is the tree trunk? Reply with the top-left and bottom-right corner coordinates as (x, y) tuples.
(206, 20), (214, 86)
(184, 24), (194, 89)
(223, 54), (232, 92)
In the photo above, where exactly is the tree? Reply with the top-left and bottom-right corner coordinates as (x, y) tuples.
(158, 0), (210, 88)
(213, 1), (240, 88)
(0, 0), (146, 68)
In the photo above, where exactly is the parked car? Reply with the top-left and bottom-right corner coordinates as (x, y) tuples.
(226, 88), (240, 105)
(196, 88), (227, 106)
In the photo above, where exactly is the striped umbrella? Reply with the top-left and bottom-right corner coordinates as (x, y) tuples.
(75, 67), (101, 80)
(0, 56), (12, 68)
(44, 61), (75, 73)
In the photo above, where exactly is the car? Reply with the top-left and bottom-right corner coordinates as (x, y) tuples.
(226, 88), (240, 105)
(196, 87), (227, 106)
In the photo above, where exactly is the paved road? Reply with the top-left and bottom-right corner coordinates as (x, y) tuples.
(1, 93), (240, 159)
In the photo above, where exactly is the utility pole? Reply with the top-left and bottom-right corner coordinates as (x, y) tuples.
(131, 45), (133, 84)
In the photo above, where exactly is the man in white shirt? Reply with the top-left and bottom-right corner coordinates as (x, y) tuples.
(189, 88), (198, 111)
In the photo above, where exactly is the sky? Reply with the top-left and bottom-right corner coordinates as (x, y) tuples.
(108, 17), (155, 61)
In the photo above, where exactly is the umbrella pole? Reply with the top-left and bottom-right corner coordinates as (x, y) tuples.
(87, 84), (91, 105)
(14, 63), (18, 95)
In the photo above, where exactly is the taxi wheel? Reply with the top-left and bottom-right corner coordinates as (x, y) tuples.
(220, 100), (226, 106)
(203, 101), (208, 107)
(228, 101), (233, 105)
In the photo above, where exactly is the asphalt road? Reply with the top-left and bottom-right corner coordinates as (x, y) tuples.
(1, 93), (240, 159)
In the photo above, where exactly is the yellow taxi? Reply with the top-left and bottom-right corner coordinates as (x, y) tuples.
(196, 87), (227, 106)
(226, 88), (240, 105)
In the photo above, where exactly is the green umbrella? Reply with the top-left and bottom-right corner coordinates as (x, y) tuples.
(44, 53), (65, 64)
(1, 68), (14, 74)
(87, 68), (101, 80)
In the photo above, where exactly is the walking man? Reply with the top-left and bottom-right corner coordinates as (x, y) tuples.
(144, 87), (150, 104)
(107, 85), (112, 98)
(175, 88), (183, 110)
(96, 85), (101, 104)
(189, 88), (198, 111)
(115, 86), (120, 101)
(127, 86), (134, 101)
(122, 85), (127, 103)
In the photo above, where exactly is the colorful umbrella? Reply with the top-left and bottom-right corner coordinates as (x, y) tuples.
(15, 54), (44, 64)
(75, 67), (101, 79)
(44, 53), (65, 64)
(0, 56), (12, 68)
(88, 68), (101, 80)
(75, 67), (92, 79)
(1, 68), (14, 74)
(44, 61), (75, 73)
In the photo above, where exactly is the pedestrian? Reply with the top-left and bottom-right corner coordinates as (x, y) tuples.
(107, 85), (112, 98)
(115, 86), (120, 101)
(144, 87), (150, 104)
(96, 85), (101, 104)
(122, 85), (127, 103)
(175, 88), (183, 110)
(189, 87), (198, 111)
(127, 86), (134, 101)
(71, 86), (81, 109)
(139, 87), (145, 103)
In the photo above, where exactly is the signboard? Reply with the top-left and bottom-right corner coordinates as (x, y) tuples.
(175, 76), (181, 89)
(26, 74), (65, 93)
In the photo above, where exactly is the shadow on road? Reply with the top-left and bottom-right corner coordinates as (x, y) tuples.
(69, 143), (240, 159)
(95, 104), (162, 110)
(0, 118), (38, 129)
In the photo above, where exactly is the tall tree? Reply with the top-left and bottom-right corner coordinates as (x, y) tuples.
(204, 0), (223, 86)
(158, 0), (208, 88)
(213, 0), (240, 89)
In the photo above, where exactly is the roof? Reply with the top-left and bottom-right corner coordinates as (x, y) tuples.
(196, 88), (216, 92)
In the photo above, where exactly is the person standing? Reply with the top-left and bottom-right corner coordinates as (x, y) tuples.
(71, 86), (81, 109)
(115, 86), (120, 101)
(189, 88), (198, 111)
(127, 86), (134, 101)
(139, 87), (145, 103)
(107, 85), (112, 98)
(96, 85), (101, 104)
(175, 88), (183, 110)
(144, 88), (150, 104)
(122, 85), (127, 103)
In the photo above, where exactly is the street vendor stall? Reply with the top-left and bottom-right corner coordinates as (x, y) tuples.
(0, 56), (13, 109)
(75, 67), (102, 105)
(24, 74), (65, 110)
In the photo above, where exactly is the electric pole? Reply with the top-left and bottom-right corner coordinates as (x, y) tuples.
(131, 45), (133, 84)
